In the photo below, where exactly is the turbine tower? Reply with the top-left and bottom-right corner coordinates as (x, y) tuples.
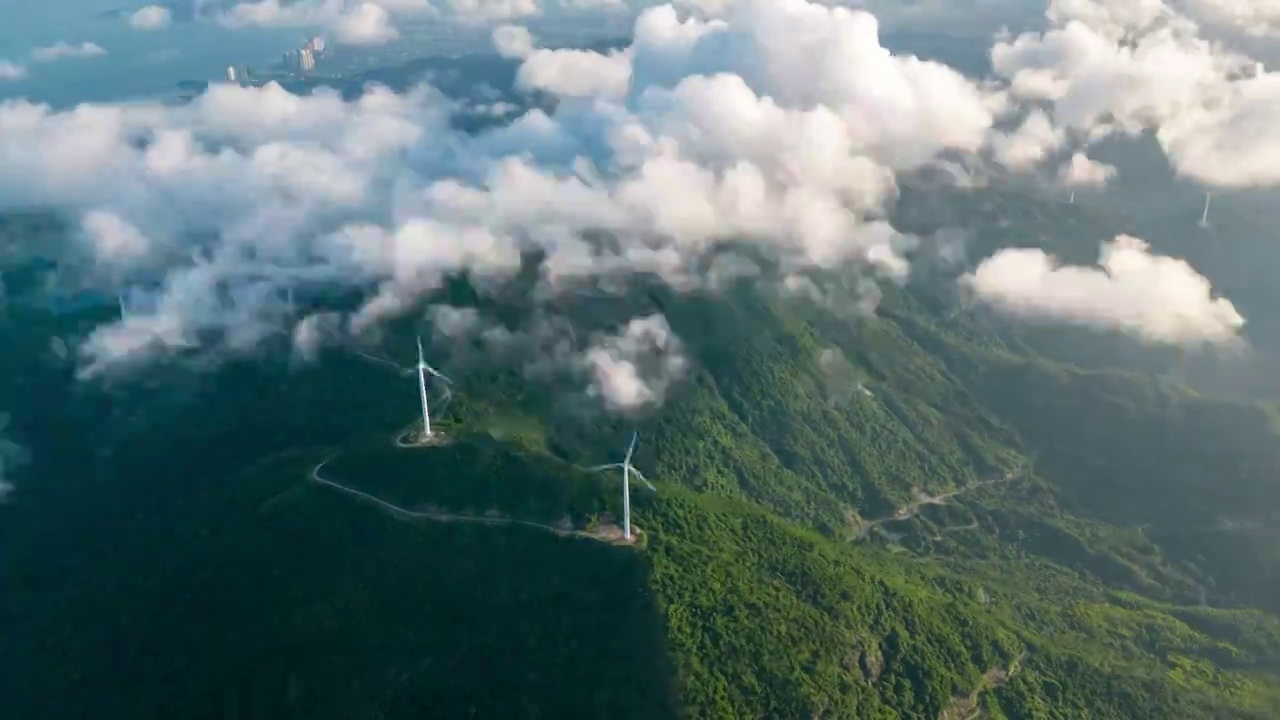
(1199, 191), (1212, 228)
(622, 433), (634, 540)
(414, 336), (453, 440)
(590, 432), (655, 541)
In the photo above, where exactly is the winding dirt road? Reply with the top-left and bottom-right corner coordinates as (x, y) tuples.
(852, 465), (1026, 542)
(307, 460), (633, 544)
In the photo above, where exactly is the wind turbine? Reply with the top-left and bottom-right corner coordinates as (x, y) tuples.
(590, 432), (655, 541)
(415, 335), (452, 439)
(1199, 191), (1212, 228)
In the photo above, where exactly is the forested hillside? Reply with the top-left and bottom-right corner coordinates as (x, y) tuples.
(3, 181), (1280, 719)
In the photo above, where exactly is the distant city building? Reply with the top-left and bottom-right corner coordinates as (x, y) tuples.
(225, 65), (237, 83)
(281, 38), (323, 74)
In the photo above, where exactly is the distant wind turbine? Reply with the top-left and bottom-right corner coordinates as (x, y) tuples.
(1069, 190), (1075, 204)
(415, 335), (452, 439)
(118, 293), (128, 320)
(590, 432), (655, 541)
(1199, 191), (1212, 228)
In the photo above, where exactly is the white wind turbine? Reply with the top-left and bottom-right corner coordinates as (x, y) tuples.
(415, 335), (453, 439)
(590, 432), (655, 541)
(1199, 191), (1212, 228)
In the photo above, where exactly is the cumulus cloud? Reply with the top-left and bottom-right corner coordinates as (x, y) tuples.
(81, 210), (152, 268)
(442, 0), (540, 21)
(1181, 0), (1280, 37)
(1157, 73), (1280, 186)
(130, 5), (174, 30)
(332, 2), (400, 44)
(964, 234), (1244, 345)
(428, 304), (483, 338)
(292, 312), (345, 361)
(220, 0), (399, 44)
(220, 0), (538, 38)
(989, 109), (1066, 171)
(1057, 150), (1116, 187)
(0, 0), (1015, 379)
(0, 61), (27, 80)
(583, 314), (687, 413)
(991, 0), (1280, 186)
(492, 24), (535, 60)
(515, 46), (631, 97)
(31, 42), (108, 62)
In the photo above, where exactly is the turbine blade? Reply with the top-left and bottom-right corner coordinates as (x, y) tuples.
(629, 467), (656, 491)
(423, 362), (453, 384)
(624, 432), (638, 465)
(589, 463), (624, 472)
(417, 335), (424, 365)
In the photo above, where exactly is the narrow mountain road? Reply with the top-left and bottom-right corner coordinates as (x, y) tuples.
(853, 465), (1027, 542)
(307, 460), (633, 544)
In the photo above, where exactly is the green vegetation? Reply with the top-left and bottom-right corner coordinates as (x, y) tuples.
(4, 181), (1280, 719)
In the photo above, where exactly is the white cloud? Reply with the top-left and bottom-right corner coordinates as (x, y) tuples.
(130, 5), (173, 30)
(1181, 0), (1280, 37)
(583, 314), (687, 413)
(221, 0), (401, 44)
(1057, 150), (1116, 187)
(990, 0), (1280, 187)
(219, 0), (538, 38)
(515, 47), (632, 98)
(292, 312), (345, 361)
(428, 304), (483, 338)
(81, 210), (152, 267)
(31, 42), (108, 63)
(0, 61), (27, 80)
(965, 234), (1244, 345)
(332, 2), (400, 44)
(1157, 72), (1280, 186)
(442, 0), (540, 21)
(0, 0), (1016, 378)
(989, 109), (1066, 171)
(1046, 0), (1173, 35)
(492, 24), (535, 60)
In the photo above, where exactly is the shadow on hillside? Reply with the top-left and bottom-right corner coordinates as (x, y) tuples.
(2, 451), (682, 719)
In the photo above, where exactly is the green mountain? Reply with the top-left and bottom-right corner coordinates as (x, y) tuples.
(3, 183), (1280, 719)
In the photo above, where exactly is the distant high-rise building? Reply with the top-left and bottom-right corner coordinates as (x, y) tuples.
(298, 48), (315, 72)
(225, 65), (237, 83)
(309, 36), (326, 54)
